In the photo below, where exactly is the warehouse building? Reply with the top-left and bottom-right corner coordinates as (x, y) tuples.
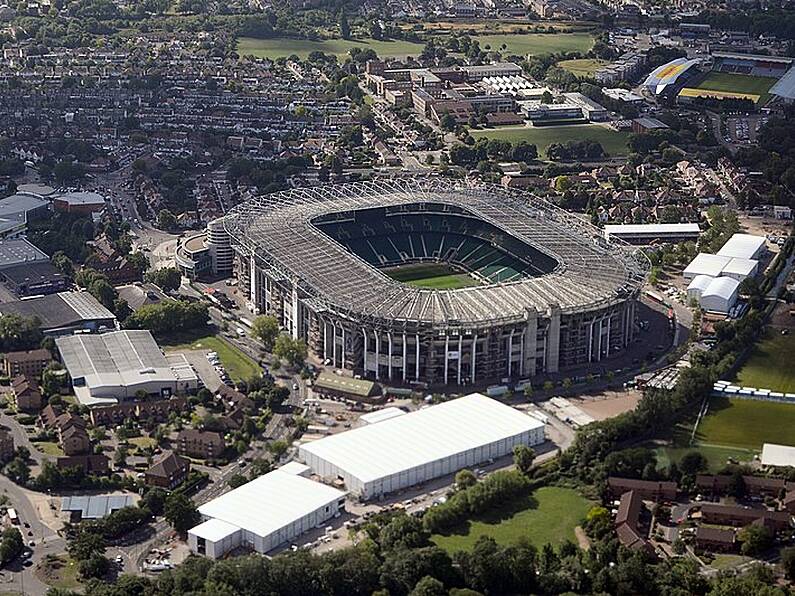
(716, 233), (766, 260)
(0, 291), (117, 335)
(699, 277), (740, 313)
(298, 393), (545, 500)
(188, 468), (347, 559)
(56, 330), (199, 406)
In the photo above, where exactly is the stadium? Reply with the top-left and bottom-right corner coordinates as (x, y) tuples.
(224, 179), (648, 387)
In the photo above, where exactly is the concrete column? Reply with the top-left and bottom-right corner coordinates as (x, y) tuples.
(471, 335), (478, 384)
(291, 280), (299, 339)
(523, 308), (538, 377)
(341, 327), (346, 369)
(322, 319), (328, 360)
(402, 334), (407, 382)
(362, 327), (368, 375)
(546, 305), (561, 374)
(374, 331), (380, 381)
(332, 324), (337, 367)
(249, 255), (256, 306)
(596, 318), (603, 362)
(457, 336), (463, 385)
(415, 334), (420, 380)
(444, 335), (449, 385)
(606, 315), (612, 358)
(387, 333), (393, 380)
(507, 329), (514, 377)
(588, 319), (594, 363)
(519, 329), (525, 377)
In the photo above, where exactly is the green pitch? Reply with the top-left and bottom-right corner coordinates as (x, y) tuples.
(473, 32), (594, 56)
(695, 71), (777, 104)
(734, 331), (795, 393)
(695, 396), (795, 450)
(237, 37), (425, 60)
(384, 263), (480, 290)
(469, 124), (630, 159)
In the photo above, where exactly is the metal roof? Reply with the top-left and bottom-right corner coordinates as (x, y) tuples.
(761, 443), (795, 468)
(314, 372), (375, 397)
(225, 179), (647, 327)
(702, 276), (739, 299)
(771, 66), (795, 100)
(687, 274), (713, 292)
(0, 238), (49, 270)
(643, 58), (701, 94)
(0, 291), (116, 331)
(716, 233), (766, 260)
(61, 494), (135, 519)
(189, 518), (240, 542)
(684, 253), (732, 278)
(604, 223), (700, 236)
(196, 469), (346, 539)
(299, 393), (544, 484)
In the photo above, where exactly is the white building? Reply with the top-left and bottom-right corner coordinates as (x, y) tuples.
(188, 468), (347, 559)
(720, 257), (758, 282)
(700, 276), (740, 313)
(761, 443), (795, 468)
(686, 274), (713, 302)
(298, 393), (545, 500)
(716, 233), (766, 260)
(683, 253), (732, 280)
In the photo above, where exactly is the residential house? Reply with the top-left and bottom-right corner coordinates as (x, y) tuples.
(146, 451), (191, 489)
(56, 454), (109, 475)
(40, 404), (62, 429)
(176, 429), (225, 460)
(11, 375), (43, 412)
(699, 504), (791, 532)
(695, 526), (735, 552)
(60, 425), (90, 456)
(607, 477), (677, 501)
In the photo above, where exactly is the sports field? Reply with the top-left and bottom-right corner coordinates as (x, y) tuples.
(695, 396), (795, 450)
(432, 486), (593, 552)
(469, 124), (630, 158)
(237, 37), (425, 60)
(473, 32), (594, 56)
(557, 58), (609, 78)
(687, 71), (778, 105)
(384, 263), (479, 290)
(734, 331), (795, 393)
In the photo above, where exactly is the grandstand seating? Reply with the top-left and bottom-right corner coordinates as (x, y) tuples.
(315, 206), (557, 284)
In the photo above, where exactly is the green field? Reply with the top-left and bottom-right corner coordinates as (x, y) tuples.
(734, 331), (795, 393)
(693, 71), (777, 104)
(33, 441), (64, 456)
(557, 58), (609, 77)
(384, 263), (480, 290)
(473, 32), (594, 56)
(432, 486), (593, 553)
(237, 37), (425, 60)
(168, 335), (261, 383)
(696, 396), (795, 451)
(654, 443), (755, 473)
(470, 124), (630, 159)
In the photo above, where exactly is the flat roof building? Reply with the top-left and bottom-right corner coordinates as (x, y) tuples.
(0, 238), (49, 269)
(761, 443), (795, 468)
(61, 494), (135, 522)
(56, 330), (198, 406)
(716, 233), (766, 261)
(700, 276), (740, 314)
(683, 253), (732, 279)
(188, 468), (347, 559)
(298, 393), (545, 500)
(0, 291), (117, 335)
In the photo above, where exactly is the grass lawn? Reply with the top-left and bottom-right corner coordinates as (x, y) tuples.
(734, 330), (795, 393)
(384, 263), (480, 290)
(237, 37), (425, 60)
(128, 436), (157, 450)
(473, 32), (594, 56)
(432, 486), (593, 553)
(695, 396), (795, 451)
(557, 58), (609, 77)
(654, 443), (754, 473)
(33, 441), (64, 456)
(710, 554), (750, 570)
(469, 124), (630, 158)
(167, 335), (260, 383)
(35, 555), (81, 590)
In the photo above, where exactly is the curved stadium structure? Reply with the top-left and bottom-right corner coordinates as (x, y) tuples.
(225, 179), (648, 387)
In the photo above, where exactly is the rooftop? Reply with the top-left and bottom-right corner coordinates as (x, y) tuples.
(196, 469), (346, 539)
(716, 233), (766, 260)
(0, 238), (49, 270)
(604, 223), (700, 235)
(313, 372), (376, 398)
(299, 393), (544, 484)
(684, 253), (732, 278)
(61, 494), (135, 519)
(0, 291), (116, 331)
(54, 191), (106, 206)
(761, 443), (795, 468)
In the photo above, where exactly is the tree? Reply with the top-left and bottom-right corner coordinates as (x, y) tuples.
(267, 440), (289, 460)
(4, 457), (30, 484)
(339, 10), (350, 39)
(679, 451), (708, 477)
(273, 334), (308, 368)
(410, 576), (446, 596)
(513, 445), (535, 475)
(79, 553), (111, 579)
(738, 523), (773, 555)
(540, 90), (554, 104)
(140, 488), (167, 516)
(455, 469), (477, 489)
(114, 445), (128, 467)
(88, 278), (117, 310)
(164, 493), (201, 535)
(782, 546), (795, 580)
(229, 474), (249, 489)
(0, 528), (23, 564)
(68, 530), (106, 561)
(145, 267), (182, 292)
(157, 209), (177, 230)
(127, 252), (149, 277)
(51, 251), (74, 277)
(251, 315), (280, 351)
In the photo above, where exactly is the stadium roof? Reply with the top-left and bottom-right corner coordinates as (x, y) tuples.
(0, 238), (49, 270)
(0, 291), (116, 331)
(225, 180), (648, 326)
(56, 330), (177, 390)
(61, 494), (135, 519)
(712, 52), (794, 65)
(197, 469), (346, 539)
(643, 58), (701, 95)
(771, 66), (795, 100)
(761, 443), (795, 468)
(299, 393), (544, 484)
(716, 233), (766, 260)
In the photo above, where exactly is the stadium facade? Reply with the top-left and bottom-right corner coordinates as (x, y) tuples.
(225, 180), (648, 387)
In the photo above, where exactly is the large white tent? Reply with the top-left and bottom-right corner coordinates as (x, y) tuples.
(700, 277), (740, 313)
(298, 393), (545, 500)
